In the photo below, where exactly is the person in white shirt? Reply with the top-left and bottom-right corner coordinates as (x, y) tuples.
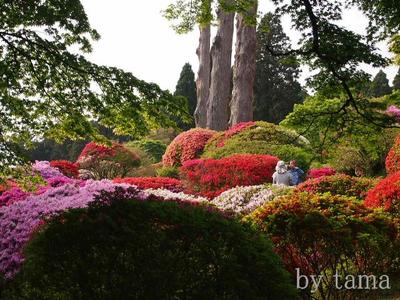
(272, 160), (292, 186)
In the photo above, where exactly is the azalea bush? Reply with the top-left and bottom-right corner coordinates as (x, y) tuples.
(297, 174), (378, 199)
(202, 121), (312, 170)
(180, 154), (279, 198)
(365, 171), (400, 214)
(113, 177), (183, 192)
(246, 192), (399, 299)
(2, 193), (297, 300)
(211, 184), (292, 216)
(307, 166), (336, 179)
(77, 142), (141, 179)
(50, 160), (79, 178)
(162, 128), (216, 167)
(386, 134), (400, 174)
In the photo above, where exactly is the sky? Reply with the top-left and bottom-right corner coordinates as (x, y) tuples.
(80, 0), (398, 93)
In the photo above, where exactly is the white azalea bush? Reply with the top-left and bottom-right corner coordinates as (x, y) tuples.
(211, 184), (292, 215)
(144, 188), (208, 204)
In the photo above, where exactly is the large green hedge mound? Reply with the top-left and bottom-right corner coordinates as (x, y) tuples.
(202, 121), (312, 170)
(2, 192), (297, 300)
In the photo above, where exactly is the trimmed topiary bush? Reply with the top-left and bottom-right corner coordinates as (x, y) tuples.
(113, 177), (183, 192)
(365, 171), (400, 214)
(202, 121), (312, 170)
(386, 134), (400, 174)
(297, 174), (378, 199)
(2, 192), (298, 300)
(180, 154), (279, 199)
(246, 192), (399, 299)
(77, 142), (140, 179)
(162, 128), (216, 167)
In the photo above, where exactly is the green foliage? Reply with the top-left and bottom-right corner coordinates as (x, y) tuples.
(254, 13), (305, 124)
(369, 70), (392, 97)
(393, 68), (400, 90)
(156, 166), (180, 179)
(247, 192), (399, 299)
(173, 63), (196, 130)
(0, 0), (190, 169)
(1, 165), (46, 192)
(125, 140), (167, 163)
(202, 121), (312, 170)
(2, 194), (298, 300)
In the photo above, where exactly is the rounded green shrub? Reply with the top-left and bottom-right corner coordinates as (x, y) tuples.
(156, 166), (180, 179)
(202, 121), (312, 170)
(126, 139), (167, 163)
(2, 192), (297, 300)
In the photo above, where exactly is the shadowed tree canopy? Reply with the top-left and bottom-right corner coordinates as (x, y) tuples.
(369, 70), (392, 97)
(174, 63), (197, 130)
(393, 69), (400, 91)
(254, 13), (306, 124)
(0, 0), (190, 169)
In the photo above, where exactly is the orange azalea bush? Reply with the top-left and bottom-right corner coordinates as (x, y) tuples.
(386, 135), (400, 174)
(365, 171), (400, 213)
(180, 154), (279, 199)
(162, 128), (216, 167)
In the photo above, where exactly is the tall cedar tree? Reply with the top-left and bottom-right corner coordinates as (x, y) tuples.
(369, 70), (392, 97)
(254, 13), (305, 124)
(393, 68), (400, 90)
(174, 63), (197, 129)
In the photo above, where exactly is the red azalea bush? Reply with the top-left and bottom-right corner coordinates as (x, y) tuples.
(297, 174), (378, 199)
(365, 171), (400, 213)
(162, 128), (216, 167)
(77, 142), (141, 179)
(113, 177), (183, 192)
(307, 167), (336, 179)
(385, 135), (400, 174)
(180, 154), (279, 198)
(50, 160), (79, 178)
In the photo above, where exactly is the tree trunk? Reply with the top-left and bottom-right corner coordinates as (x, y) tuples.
(194, 25), (211, 128)
(229, 3), (257, 126)
(206, 8), (235, 131)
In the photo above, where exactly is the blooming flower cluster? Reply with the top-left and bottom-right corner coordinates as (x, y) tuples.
(307, 167), (336, 179)
(385, 134), (400, 174)
(0, 180), (134, 279)
(144, 188), (208, 204)
(387, 105), (400, 121)
(364, 171), (400, 213)
(113, 177), (183, 192)
(180, 154), (279, 198)
(211, 185), (277, 215)
(297, 174), (377, 199)
(50, 160), (79, 178)
(32, 161), (65, 180)
(0, 187), (29, 207)
(162, 128), (216, 167)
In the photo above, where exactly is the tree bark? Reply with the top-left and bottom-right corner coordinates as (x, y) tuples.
(229, 3), (257, 126)
(206, 8), (235, 131)
(194, 25), (211, 128)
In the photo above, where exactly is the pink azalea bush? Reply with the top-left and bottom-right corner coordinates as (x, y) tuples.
(0, 180), (133, 279)
(32, 161), (65, 180)
(307, 167), (336, 179)
(387, 105), (400, 122)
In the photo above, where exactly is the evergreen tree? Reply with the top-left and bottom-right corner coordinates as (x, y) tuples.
(254, 13), (305, 124)
(393, 68), (400, 90)
(369, 70), (392, 97)
(174, 63), (197, 129)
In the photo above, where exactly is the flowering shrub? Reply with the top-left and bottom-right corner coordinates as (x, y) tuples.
(50, 160), (79, 178)
(32, 161), (65, 180)
(145, 188), (208, 203)
(306, 166), (336, 179)
(180, 154), (279, 198)
(211, 185), (292, 215)
(0, 187), (29, 207)
(386, 134), (400, 174)
(77, 142), (141, 179)
(0, 180), (133, 279)
(4, 164), (47, 192)
(2, 193), (297, 299)
(387, 105), (400, 121)
(202, 121), (311, 170)
(162, 128), (216, 167)
(297, 174), (377, 199)
(113, 177), (183, 192)
(246, 192), (399, 299)
(365, 171), (400, 213)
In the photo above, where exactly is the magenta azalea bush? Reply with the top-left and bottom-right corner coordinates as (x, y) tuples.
(32, 161), (65, 180)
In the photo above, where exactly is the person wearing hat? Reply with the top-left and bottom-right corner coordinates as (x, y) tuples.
(272, 160), (292, 186)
